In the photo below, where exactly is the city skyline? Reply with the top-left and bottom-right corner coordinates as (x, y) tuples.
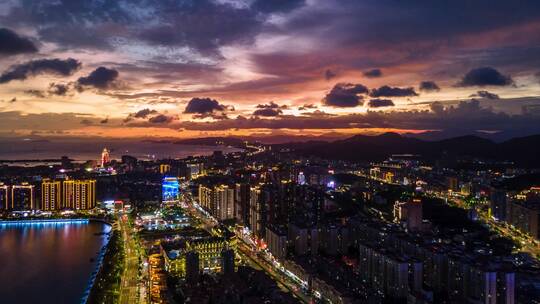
(1, 4), (540, 301)
(0, 1), (540, 140)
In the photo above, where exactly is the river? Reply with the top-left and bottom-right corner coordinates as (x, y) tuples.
(0, 220), (110, 304)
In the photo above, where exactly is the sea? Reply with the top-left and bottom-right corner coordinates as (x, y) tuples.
(0, 138), (240, 163)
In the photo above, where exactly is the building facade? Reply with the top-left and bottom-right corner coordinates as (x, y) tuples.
(63, 179), (96, 210)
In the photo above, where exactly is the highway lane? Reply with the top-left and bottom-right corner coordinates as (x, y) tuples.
(119, 215), (142, 304)
(427, 191), (540, 258)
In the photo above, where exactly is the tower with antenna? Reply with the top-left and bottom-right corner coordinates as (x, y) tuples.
(101, 148), (110, 167)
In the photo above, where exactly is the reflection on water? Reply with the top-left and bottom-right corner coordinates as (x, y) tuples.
(0, 221), (110, 304)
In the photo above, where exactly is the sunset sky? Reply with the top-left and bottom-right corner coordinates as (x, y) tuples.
(1, 0), (540, 141)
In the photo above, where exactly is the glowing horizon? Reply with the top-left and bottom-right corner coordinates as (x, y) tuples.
(1, 1), (540, 140)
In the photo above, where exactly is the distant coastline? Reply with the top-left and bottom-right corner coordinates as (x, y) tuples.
(0, 140), (241, 162)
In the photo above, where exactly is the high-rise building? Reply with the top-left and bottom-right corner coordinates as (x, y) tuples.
(446, 176), (459, 192)
(221, 249), (235, 276)
(185, 251), (199, 284)
(249, 186), (266, 239)
(288, 223), (309, 256)
(101, 148), (110, 167)
(63, 179), (96, 210)
(0, 183), (9, 210)
(216, 185), (235, 221)
(235, 183), (250, 226)
(41, 180), (61, 211)
(11, 183), (35, 210)
(199, 185), (215, 214)
(266, 225), (288, 259)
(198, 185), (235, 221)
(490, 188), (507, 221)
(393, 198), (423, 232)
(187, 163), (204, 179)
(159, 164), (171, 174)
(162, 177), (179, 203)
(506, 200), (540, 239)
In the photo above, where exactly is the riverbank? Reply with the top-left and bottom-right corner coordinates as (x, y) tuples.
(0, 218), (90, 225)
(0, 217), (113, 225)
(86, 224), (125, 304)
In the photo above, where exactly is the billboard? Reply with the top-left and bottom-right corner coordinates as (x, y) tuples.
(162, 177), (179, 202)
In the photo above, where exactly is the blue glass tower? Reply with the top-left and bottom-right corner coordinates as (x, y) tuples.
(162, 177), (179, 202)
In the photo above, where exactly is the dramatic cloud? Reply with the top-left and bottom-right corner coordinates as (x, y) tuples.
(149, 114), (173, 124)
(470, 90), (500, 100)
(299, 104), (318, 110)
(192, 112), (230, 120)
(253, 101), (288, 116)
(368, 99), (395, 108)
(0, 28), (38, 56)
(1, 1), (540, 139)
(253, 108), (282, 117)
(124, 108), (174, 124)
(251, 0), (306, 13)
(325, 69), (337, 80)
(457, 67), (513, 87)
(0, 58), (81, 84)
(173, 99), (540, 136)
(323, 83), (369, 107)
(133, 108), (158, 119)
(370, 86), (418, 97)
(48, 83), (70, 96)
(419, 81), (440, 92)
(184, 97), (228, 114)
(24, 90), (46, 98)
(77, 67), (119, 89)
(363, 69), (382, 78)
(137, 1), (261, 54)
(24, 82), (73, 98)
(256, 101), (288, 109)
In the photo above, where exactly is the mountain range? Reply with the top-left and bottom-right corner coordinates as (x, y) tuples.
(275, 133), (540, 167)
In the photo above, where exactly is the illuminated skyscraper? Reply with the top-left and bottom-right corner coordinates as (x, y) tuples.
(162, 177), (180, 203)
(63, 179), (96, 210)
(0, 183), (9, 210)
(216, 185), (235, 221)
(249, 186), (266, 239)
(199, 185), (215, 213)
(393, 197), (423, 232)
(160, 164), (171, 174)
(198, 185), (234, 220)
(41, 180), (62, 211)
(11, 183), (35, 210)
(101, 148), (110, 167)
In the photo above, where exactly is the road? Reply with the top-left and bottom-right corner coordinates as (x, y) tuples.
(119, 214), (141, 304)
(356, 171), (540, 259)
(236, 242), (312, 303)
(427, 190), (540, 258)
(180, 191), (312, 303)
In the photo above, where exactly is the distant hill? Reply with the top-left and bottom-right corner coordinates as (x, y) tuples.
(174, 137), (246, 147)
(277, 132), (540, 167)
